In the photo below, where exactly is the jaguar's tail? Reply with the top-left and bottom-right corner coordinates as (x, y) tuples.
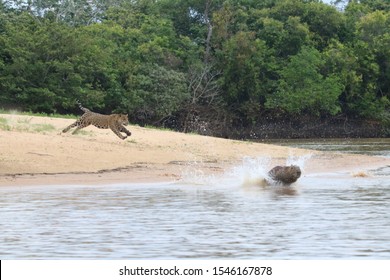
(76, 100), (90, 113)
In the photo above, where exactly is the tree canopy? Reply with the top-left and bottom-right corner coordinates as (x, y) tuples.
(1, 0), (389, 137)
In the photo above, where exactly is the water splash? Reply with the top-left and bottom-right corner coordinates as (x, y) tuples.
(178, 157), (270, 187)
(178, 154), (314, 188)
(229, 153), (314, 188)
(178, 160), (219, 186)
(228, 156), (271, 187)
(285, 153), (313, 172)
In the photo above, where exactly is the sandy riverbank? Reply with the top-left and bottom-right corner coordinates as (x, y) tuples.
(1, 113), (389, 186)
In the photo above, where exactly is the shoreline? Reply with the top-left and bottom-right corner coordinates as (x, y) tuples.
(1, 156), (389, 187)
(0, 161), (219, 186)
(1, 113), (389, 187)
(2, 153), (389, 187)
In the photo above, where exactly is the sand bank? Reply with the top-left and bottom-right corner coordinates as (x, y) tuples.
(1, 113), (389, 186)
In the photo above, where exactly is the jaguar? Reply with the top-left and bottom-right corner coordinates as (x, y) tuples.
(62, 101), (131, 140)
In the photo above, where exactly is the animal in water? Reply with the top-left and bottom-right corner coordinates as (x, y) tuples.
(268, 165), (301, 185)
(62, 101), (131, 140)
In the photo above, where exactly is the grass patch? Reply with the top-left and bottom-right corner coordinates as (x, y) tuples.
(144, 125), (174, 132)
(29, 111), (77, 119)
(17, 117), (33, 124)
(32, 123), (56, 133)
(0, 116), (56, 134)
(0, 117), (11, 131)
(0, 108), (77, 119)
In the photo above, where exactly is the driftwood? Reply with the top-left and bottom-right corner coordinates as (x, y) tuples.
(268, 165), (301, 185)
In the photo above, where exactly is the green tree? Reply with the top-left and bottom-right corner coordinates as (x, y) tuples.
(0, 13), (119, 112)
(257, 16), (311, 57)
(348, 10), (390, 120)
(123, 63), (188, 121)
(265, 46), (343, 116)
(218, 31), (277, 123)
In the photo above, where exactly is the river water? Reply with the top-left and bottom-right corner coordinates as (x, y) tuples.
(1, 139), (389, 259)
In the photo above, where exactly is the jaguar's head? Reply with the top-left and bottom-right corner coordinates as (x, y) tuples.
(119, 114), (129, 126)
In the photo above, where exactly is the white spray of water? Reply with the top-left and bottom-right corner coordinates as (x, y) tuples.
(178, 153), (314, 188)
(228, 156), (272, 187)
(177, 160), (219, 186)
(233, 153), (313, 187)
(285, 152), (313, 173)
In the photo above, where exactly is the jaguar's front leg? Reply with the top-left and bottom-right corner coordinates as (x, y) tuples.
(120, 126), (132, 137)
(111, 127), (127, 140)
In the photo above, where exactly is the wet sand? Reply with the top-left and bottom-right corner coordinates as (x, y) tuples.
(1, 113), (389, 186)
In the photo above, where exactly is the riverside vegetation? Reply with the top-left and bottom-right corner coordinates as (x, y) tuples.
(0, 0), (389, 138)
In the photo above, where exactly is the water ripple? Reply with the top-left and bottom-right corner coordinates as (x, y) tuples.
(1, 174), (389, 259)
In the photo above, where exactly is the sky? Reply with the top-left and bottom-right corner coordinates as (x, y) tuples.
(322, 0), (335, 5)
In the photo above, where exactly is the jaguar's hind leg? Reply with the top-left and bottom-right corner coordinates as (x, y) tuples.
(62, 120), (90, 134)
(62, 122), (78, 133)
(71, 123), (91, 134)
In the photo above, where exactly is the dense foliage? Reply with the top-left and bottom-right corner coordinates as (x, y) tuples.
(1, 0), (389, 137)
